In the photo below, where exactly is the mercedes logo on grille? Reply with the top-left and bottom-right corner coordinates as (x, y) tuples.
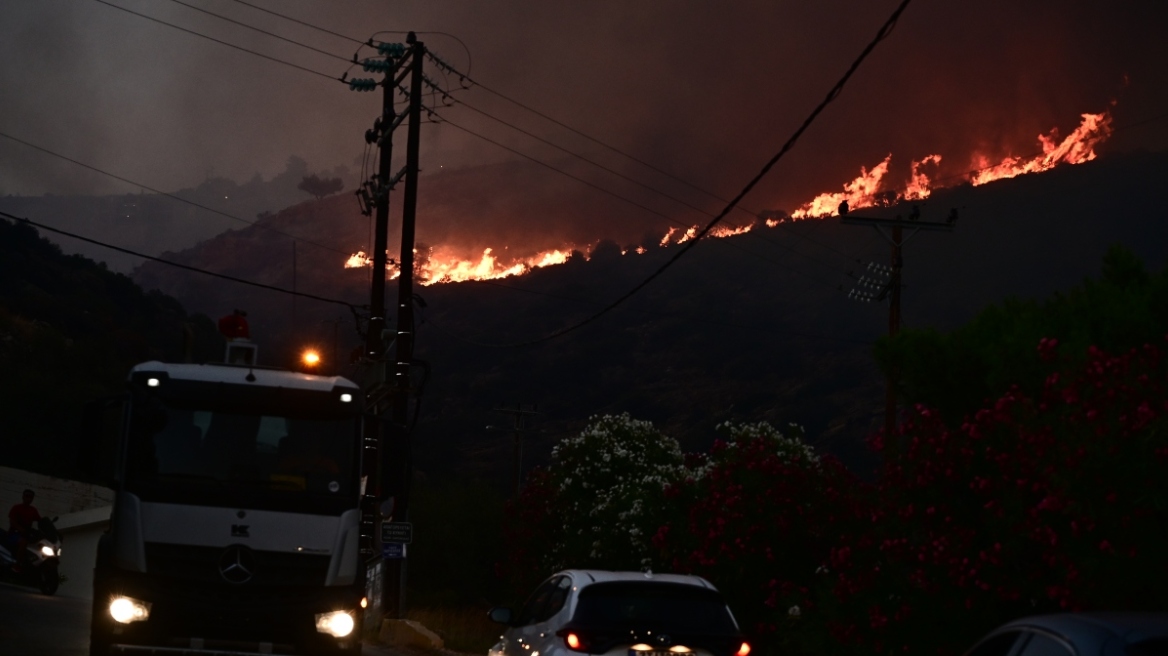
(218, 545), (255, 584)
(656, 635), (672, 646)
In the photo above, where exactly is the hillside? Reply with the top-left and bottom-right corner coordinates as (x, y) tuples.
(0, 219), (221, 479)
(129, 149), (1168, 482)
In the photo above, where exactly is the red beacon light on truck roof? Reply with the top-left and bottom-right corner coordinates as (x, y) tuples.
(218, 309), (250, 340)
(218, 309), (257, 366)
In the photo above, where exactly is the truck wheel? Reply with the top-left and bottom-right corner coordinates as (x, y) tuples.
(39, 563), (59, 595)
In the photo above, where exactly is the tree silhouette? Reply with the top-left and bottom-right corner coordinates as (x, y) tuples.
(297, 174), (344, 199)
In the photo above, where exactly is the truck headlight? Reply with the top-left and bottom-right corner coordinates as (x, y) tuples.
(109, 596), (151, 624)
(315, 611), (355, 637)
(40, 545), (56, 557)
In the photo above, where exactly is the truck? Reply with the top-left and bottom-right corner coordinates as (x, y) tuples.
(85, 353), (371, 655)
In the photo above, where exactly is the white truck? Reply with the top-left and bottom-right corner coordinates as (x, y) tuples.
(86, 359), (369, 655)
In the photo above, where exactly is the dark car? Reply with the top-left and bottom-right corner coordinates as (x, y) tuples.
(965, 613), (1168, 656)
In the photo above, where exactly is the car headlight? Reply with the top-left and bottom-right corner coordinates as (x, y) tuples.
(109, 596), (151, 624)
(315, 611), (355, 638)
(40, 545), (56, 557)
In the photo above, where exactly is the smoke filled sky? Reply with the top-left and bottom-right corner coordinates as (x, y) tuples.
(2, 0), (1167, 240)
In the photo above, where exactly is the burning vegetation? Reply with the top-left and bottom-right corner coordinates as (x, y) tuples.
(344, 107), (1115, 286)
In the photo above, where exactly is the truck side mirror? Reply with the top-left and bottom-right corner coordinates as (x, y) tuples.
(78, 395), (127, 488)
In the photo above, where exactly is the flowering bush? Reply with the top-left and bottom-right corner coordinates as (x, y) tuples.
(826, 337), (1168, 655)
(504, 336), (1168, 656)
(654, 422), (864, 655)
(502, 413), (686, 585)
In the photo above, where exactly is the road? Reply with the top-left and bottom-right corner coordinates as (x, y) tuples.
(0, 581), (91, 656)
(0, 582), (401, 655)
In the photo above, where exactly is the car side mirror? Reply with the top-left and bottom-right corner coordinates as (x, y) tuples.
(488, 607), (513, 625)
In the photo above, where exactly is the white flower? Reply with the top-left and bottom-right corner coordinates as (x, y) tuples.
(788, 605), (801, 618)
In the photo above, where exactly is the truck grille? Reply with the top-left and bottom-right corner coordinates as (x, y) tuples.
(144, 543), (330, 587)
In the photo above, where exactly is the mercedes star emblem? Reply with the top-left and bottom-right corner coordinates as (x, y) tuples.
(218, 545), (255, 584)
(657, 635), (672, 646)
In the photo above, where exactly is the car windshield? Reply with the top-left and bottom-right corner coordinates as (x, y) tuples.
(571, 582), (738, 634)
(126, 401), (359, 507)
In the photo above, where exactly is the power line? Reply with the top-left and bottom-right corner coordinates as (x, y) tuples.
(96, 0), (854, 283)
(227, 0), (474, 73)
(0, 130), (354, 257)
(161, 0), (353, 64)
(0, 210), (361, 310)
(422, 77), (852, 278)
(90, 0), (344, 83)
(431, 111), (839, 289)
(439, 0), (914, 347)
(187, 0), (857, 268)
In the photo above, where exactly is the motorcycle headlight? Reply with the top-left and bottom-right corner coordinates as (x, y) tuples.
(109, 596), (151, 624)
(315, 611), (355, 637)
(40, 545), (55, 557)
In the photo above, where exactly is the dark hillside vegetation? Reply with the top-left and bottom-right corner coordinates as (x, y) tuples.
(0, 219), (220, 478)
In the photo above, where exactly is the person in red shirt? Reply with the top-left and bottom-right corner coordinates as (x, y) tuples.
(7, 489), (41, 570)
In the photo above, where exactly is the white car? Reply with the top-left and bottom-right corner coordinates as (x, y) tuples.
(488, 570), (750, 656)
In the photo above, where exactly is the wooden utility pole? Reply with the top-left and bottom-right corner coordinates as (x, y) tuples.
(841, 207), (954, 438)
(491, 404), (539, 496)
(383, 32), (425, 620)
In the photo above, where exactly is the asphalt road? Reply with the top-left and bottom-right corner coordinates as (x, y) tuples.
(0, 581), (407, 655)
(0, 581), (91, 656)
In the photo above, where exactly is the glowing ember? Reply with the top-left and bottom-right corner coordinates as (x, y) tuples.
(970, 111), (1113, 186)
(904, 154), (942, 200)
(790, 155), (892, 219)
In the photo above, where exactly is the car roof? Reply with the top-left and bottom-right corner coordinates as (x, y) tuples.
(997, 613), (1168, 646)
(557, 569), (717, 590)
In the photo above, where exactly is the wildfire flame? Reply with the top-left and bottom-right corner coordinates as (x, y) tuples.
(970, 111), (1113, 186)
(790, 155), (892, 219)
(342, 107), (1115, 284)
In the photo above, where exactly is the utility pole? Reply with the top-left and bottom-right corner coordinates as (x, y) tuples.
(841, 204), (956, 439)
(490, 404), (539, 496)
(382, 32), (425, 621)
(349, 35), (417, 621)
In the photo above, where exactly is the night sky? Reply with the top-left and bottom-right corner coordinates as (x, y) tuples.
(2, 0), (1168, 255)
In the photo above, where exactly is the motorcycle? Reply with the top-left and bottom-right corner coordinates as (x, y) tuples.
(0, 516), (62, 595)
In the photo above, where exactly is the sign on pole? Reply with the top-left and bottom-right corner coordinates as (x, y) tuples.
(381, 521), (413, 544)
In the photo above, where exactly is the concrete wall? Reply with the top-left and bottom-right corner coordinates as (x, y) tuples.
(1, 466), (112, 599)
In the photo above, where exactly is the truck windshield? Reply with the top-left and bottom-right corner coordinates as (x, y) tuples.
(126, 400), (359, 511)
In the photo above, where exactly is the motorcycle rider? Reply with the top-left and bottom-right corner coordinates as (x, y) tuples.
(7, 489), (41, 571)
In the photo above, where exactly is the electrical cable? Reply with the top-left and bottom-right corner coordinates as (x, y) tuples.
(0, 130), (354, 257)
(160, 0), (352, 63)
(429, 110), (838, 288)
(431, 0), (914, 347)
(92, 0), (852, 283)
(0, 210), (362, 310)
(420, 75), (850, 276)
(181, 0), (856, 269)
(90, 0), (344, 83)
(226, 0), (474, 74)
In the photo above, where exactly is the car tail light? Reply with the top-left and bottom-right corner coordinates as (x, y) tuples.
(736, 642), (751, 656)
(565, 633), (584, 651)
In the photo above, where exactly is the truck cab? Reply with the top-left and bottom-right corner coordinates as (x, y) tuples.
(89, 360), (368, 655)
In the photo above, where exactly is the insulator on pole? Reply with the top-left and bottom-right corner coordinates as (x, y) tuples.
(361, 58), (392, 73)
(349, 78), (378, 92)
(378, 42), (407, 58)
